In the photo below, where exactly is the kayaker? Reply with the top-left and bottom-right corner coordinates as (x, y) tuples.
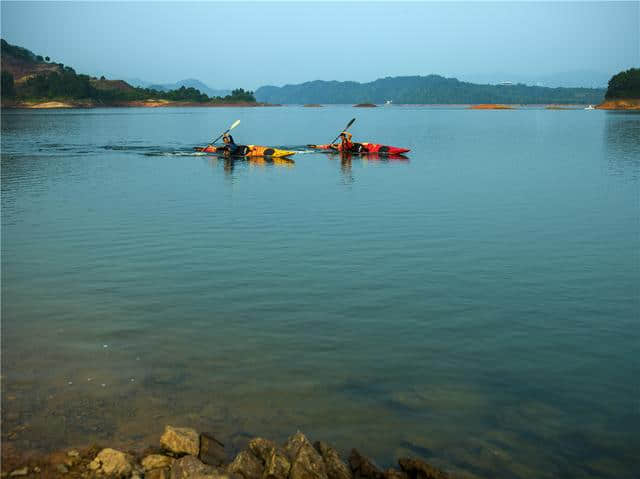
(337, 131), (354, 152)
(222, 133), (240, 157)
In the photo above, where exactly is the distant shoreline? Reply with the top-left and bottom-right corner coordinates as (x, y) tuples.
(596, 99), (640, 110)
(1, 100), (280, 109)
(3, 100), (639, 110)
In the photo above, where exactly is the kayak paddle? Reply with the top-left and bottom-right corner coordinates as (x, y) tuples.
(208, 119), (241, 148)
(329, 118), (356, 145)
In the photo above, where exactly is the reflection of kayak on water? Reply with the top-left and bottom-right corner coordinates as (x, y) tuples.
(208, 156), (295, 175)
(244, 156), (295, 167)
(308, 142), (410, 155)
(328, 151), (409, 161)
(209, 155), (295, 167)
(194, 145), (296, 158)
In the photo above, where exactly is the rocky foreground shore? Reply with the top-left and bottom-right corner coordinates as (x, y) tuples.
(1, 426), (451, 479)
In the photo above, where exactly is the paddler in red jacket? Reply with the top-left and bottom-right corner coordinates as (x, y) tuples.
(337, 131), (354, 152)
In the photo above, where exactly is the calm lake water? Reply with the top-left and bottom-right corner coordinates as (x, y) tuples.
(1, 106), (638, 478)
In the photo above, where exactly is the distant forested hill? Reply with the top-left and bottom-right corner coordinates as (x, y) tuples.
(1, 39), (254, 105)
(605, 68), (640, 99)
(255, 75), (605, 104)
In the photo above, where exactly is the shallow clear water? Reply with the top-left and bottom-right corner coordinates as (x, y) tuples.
(2, 106), (638, 478)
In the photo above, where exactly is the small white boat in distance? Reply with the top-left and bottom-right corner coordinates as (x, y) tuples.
(585, 105), (595, 110)
(384, 100), (392, 106)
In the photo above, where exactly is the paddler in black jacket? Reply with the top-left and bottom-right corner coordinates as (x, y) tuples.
(222, 133), (240, 157)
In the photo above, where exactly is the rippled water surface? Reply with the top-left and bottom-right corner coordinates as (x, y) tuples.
(2, 107), (638, 478)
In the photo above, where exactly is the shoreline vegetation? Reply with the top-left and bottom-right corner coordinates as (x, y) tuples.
(255, 76), (606, 105)
(1, 426), (454, 479)
(1, 39), (265, 109)
(469, 104), (513, 110)
(1, 100), (278, 109)
(2, 40), (637, 110)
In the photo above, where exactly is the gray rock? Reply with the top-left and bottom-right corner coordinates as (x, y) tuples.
(9, 468), (28, 477)
(200, 433), (227, 467)
(397, 458), (449, 479)
(142, 454), (175, 471)
(348, 450), (382, 479)
(161, 426), (200, 456)
(227, 451), (264, 479)
(285, 432), (327, 479)
(88, 448), (133, 477)
(314, 441), (352, 479)
(171, 455), (217, 479)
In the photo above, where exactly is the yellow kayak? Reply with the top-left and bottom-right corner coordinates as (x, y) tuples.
(194, 144), (296, 158)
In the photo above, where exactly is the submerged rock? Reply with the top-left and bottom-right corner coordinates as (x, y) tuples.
(397, 458), (449, 479)
(200, 433), (227, 467)
(142, 454), (175, 471)
(227, 450), (263, 479)
(348, 450), (383, 479)
(285, 432), (327, 479)
(161, 426), (200, 456)
(314, 441), (352, 479)
(88, 448), (133, 477)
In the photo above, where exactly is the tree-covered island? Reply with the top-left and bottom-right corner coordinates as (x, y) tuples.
(598, 68), (640, 109)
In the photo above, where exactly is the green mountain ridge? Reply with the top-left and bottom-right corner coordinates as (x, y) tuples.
(255, 75), (606, 104)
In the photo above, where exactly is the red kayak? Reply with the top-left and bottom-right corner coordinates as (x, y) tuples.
(308, 142), (410, 155)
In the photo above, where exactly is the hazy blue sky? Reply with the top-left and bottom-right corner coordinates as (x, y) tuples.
(1, 1), (638, 89)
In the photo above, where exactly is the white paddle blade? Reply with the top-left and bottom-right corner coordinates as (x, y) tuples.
(230, 119), (241, 130)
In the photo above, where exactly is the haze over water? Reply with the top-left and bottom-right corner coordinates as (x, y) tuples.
(1, 106), (639, 478)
